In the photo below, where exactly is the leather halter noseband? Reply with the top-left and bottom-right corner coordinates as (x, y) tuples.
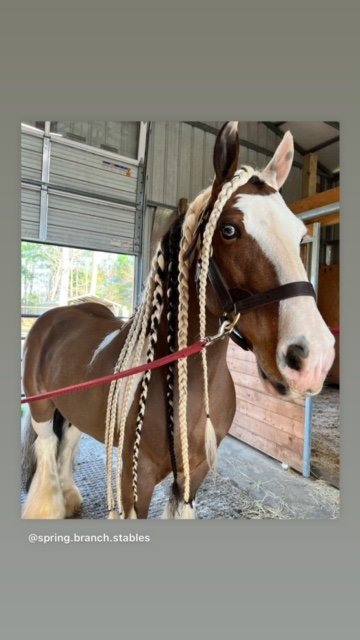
(207, 257), (316, 351)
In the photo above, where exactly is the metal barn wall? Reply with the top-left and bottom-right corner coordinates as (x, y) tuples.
(147, 122), (216, 209)
(146, 121), (304, 210)
(21, 124), (142, 256)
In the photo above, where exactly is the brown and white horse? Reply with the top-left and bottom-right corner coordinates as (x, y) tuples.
(21, 122), (335, 519)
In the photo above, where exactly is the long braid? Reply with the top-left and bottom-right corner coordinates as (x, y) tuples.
(197, 169), (254, 470)
(131, 246), (166, 512)
(164, 220), (182, 500)
(105, 308), (143, 516)
(105, 253), (158, 518)
(177, 197), (207, 508)
(104, 164), (253, 519)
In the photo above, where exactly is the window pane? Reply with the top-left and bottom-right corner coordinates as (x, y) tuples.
(21, 242), (135, 320)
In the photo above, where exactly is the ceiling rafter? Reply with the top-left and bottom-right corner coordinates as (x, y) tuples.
(261, 121), (335, 178)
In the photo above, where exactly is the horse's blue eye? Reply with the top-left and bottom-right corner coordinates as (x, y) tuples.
(221, 224), (239, 239)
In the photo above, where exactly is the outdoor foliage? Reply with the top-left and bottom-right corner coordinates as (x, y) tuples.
(21, 242), (135, 319)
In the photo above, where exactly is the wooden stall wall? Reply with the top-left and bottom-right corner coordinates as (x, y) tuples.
(227, 343), (305, 473)
(318, 263), (340, 384)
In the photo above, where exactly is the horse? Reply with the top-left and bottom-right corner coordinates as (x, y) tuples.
(21, 121), (335, 519)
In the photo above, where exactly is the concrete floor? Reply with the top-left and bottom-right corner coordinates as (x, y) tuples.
(21, 385), (340, 519)
(66, 433), (339, 519)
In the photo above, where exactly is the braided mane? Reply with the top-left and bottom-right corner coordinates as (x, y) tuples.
(105, 166), (255, 519)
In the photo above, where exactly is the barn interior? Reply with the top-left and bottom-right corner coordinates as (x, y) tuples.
(21, 120), (340, 518)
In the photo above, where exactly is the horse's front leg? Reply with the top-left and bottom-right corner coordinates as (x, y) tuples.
(162, 459), (211, 519)
(120, 455), (158, 519)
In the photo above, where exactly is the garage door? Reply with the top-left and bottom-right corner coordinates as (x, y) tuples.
(21, 123), (143, 255)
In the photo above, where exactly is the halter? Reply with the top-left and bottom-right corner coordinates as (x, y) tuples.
(194, 166), (317, 351)
(207, 256), (316, 350)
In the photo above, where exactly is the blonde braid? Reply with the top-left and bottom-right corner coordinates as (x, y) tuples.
(177, 200), (206, 507)
(105, 309), (143, 516)
(105, 252), (158, 518)
(197, 169), (254, 470)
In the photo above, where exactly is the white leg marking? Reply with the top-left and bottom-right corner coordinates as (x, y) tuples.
(161, 498), (197, 519)
(57, 425), (83, 517)
(22, 419), (65, 519)
(89, 329), (121, 366)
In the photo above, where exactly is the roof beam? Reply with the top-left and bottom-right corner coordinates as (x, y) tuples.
(324, 121), (340, 131)
(307, 135), (339, 154)
(184, 121), (304, 170)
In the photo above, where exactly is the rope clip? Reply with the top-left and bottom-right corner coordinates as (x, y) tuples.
(205, 313), (241, 346)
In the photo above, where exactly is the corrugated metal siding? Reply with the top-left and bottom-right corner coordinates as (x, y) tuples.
(21, 125), (141, 255)
(148, 122), (217, 207)
(147, 121), (303, 208)
(47, 190), (136, 254)
(51, 121), (140, 159)
(21, 130), (44, 182)
(21, 185), (41, 240)
(49, 138), (138, 203)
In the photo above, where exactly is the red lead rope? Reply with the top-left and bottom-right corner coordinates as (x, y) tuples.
(21, 339), (207, 405)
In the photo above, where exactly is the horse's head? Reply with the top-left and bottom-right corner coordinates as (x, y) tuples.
(202, 122), (335, 398)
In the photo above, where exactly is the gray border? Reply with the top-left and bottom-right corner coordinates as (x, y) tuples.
(1, 3), (359, 638)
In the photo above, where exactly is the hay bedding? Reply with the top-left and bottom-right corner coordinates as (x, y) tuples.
(311, 384), (339, 487)
(72, 447), (298, 520)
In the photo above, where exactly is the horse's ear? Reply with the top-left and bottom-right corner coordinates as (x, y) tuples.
(213, 121), (240, 188)
(262, 131), (294, 189)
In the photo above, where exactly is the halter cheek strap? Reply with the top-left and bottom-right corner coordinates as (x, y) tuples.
(207, 257), (316, 350)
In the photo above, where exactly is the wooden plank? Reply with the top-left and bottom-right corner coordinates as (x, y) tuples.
(230, 369), (305, 406)
(229, 358), (259, 377)
(227, 345), (256, 364)
(318, 264), (339, 327)
(234, 401), (304, 439)
(318, 264), (340, 385)
(290, 186), (339, 213)
(234, 386), (305, 422)
(232, 411), (304, 455)
(229, 425), (303, 473)
(302, 153), (318, 197)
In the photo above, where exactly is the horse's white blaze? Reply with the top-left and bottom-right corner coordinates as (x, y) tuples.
(89, 329), (120, 366)
(235, 191), (335, 394)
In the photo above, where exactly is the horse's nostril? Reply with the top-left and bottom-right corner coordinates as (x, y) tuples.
(285, 342), (308, 371)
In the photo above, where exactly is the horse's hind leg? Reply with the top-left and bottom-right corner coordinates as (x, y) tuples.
(57, 424), (83, 517)
(22, 411), (66, 520)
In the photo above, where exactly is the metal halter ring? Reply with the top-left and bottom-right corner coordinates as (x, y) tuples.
(223, 313), (241, 334)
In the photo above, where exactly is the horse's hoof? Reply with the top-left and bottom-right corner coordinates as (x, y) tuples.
(63, 486), (83, 517)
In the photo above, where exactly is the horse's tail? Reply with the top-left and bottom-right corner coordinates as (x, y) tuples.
(21, 407), (66, 491)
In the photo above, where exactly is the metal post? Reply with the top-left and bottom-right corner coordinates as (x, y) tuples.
(302, 222), (321, 477)
(303, 397), (313, 478)
(39, 121), (51, 241)
(298, 202), (339, 223)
